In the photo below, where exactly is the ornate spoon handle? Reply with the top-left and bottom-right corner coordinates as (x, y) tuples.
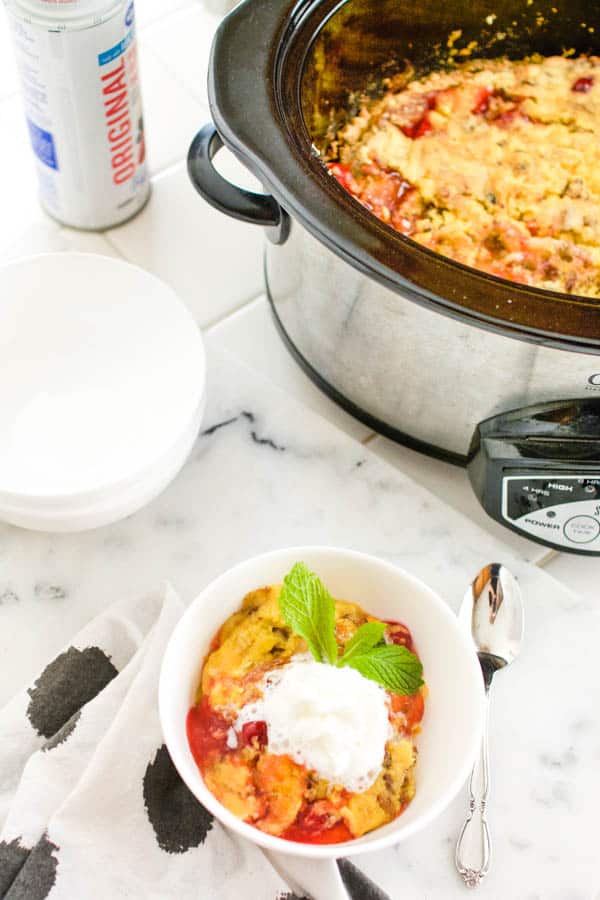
(455, 687), (492, 887)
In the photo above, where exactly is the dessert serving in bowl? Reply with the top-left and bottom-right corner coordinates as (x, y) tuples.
(159, 547), (485, 857)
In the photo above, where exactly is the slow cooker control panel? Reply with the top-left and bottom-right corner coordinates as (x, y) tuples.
(502, 475), (600, 550)
(468, 399), (600, 555)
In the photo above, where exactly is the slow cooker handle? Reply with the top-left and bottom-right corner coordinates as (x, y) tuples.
(187, 124), (289, 244)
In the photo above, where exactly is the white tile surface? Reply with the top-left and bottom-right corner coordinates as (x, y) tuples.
(138, 42), (208, 175)
(1, 221), (121, 265)
(368, 435), (553, 563)
(143, 4), (222, 106)
(135, 0), (194, 31)
(543, 550), (599, 603)
(207, 295), (373, 441)
(212, 142), (263, 192)
(105, 161), (264, 326)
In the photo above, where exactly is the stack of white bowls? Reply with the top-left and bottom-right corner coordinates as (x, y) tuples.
(0, 253), (206, 531)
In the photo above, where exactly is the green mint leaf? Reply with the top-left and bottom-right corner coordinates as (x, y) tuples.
(342, 644), (423, 695)
(337, 622), (386, 666)
(278, 562), (338, 664)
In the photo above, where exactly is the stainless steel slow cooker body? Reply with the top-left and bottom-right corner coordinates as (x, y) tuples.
(267, 225), (600, 461)
(189, 0), (600, 464)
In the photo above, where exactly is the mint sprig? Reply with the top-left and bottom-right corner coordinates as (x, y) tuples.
(341, 644), (423, 695)
(278, 562), (338, 664)
(278, 562), (424, 695)
(336, 621), (386, 665)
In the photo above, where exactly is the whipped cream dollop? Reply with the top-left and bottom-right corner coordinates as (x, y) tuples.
(234, 656), (392, 792)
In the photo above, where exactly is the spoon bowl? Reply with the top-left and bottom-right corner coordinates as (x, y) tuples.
(460, 563), (524, 679)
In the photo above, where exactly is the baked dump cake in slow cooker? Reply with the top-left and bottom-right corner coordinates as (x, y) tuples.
(326, 55), (600, 297)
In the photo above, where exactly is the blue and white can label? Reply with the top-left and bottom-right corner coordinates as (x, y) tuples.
(7, 0), (149, 229)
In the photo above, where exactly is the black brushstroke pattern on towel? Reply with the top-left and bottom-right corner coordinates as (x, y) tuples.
(337, 859), (391, 900)
(26, 646), (117, 739)
(143, 744), (214, 853)
(0, 833), (58, 900)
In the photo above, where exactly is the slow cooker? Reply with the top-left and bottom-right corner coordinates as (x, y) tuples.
(188, 0), (600, 555)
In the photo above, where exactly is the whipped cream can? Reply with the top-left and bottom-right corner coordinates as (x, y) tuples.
(4, 0), (149, 229)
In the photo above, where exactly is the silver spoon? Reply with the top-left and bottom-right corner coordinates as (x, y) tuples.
(455, 563), (524, 887)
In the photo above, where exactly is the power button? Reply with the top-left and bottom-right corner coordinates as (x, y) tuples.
(563, 515), (600, 544)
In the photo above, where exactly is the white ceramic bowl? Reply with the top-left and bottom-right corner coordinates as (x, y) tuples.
(0, 253), (206, 531)
(160, 546), (485, 859)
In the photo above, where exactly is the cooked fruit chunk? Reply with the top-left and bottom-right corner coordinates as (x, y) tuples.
(204, 755), (263, 821)
(254, 753), (308, 836)
(341, 741), (415, 837)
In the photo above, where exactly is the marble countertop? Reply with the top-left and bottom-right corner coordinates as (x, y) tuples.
(0, 3), (598, 898)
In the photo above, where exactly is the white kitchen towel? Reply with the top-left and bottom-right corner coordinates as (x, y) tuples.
(0, 585), (388, 900)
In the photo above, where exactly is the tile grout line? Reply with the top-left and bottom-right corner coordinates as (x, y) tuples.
(138, 11), (213, 109)
(147, 156), (186, 184)
(138, 0), (198, 40)
(532, 548), (559, 568)
(139, 37), (211, 114)
(202, 292), (268, 332)
(137, 0), (195, 35)
(204, 293), (265, 333)
(101, 159), (189, 255)
(100, 231), (127, 260)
